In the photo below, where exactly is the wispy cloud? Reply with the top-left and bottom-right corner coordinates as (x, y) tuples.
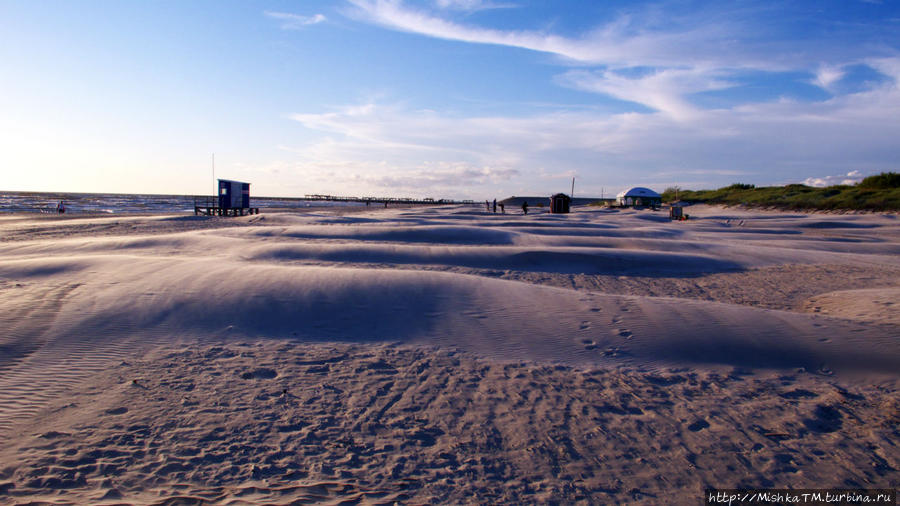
(345, 0), (740, 67)
(341, 1), (833, 124)
(560, 67), (735, 120)
(812, 65), (845, 91)
(268, 2), (900, 196)
(346, 0), (584, 61)
(434, 0), (516, 12)
(265, 11), (326, 30)
(372, 163), (520, 191)
(868, 57), (900, 82)
(285, 58), (900, 196)
(343, 2), (900, 111)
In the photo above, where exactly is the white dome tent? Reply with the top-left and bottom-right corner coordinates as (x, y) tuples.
(616, 187), (662, 207)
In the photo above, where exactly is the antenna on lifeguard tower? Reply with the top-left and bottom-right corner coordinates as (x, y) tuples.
(571, 177), (575, 198)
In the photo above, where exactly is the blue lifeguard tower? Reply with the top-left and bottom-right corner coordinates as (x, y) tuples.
(218, 179), (250, 210)
(195, 179), (259, 216)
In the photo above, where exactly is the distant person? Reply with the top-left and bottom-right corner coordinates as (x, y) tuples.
(492, 199), (497, 213)
(499, 202), (505, 214)
(522, 201), (528, 215)
(57, 201), (66, 214)
(485, 200), (490, 212)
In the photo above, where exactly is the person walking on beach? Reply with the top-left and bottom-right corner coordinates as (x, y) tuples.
(57, 201), (66, 214)
(499, 202), (505, 214)
(485, 200), (490, 212)
(522, 201), (528, 215)
(492, 199), (497, 213)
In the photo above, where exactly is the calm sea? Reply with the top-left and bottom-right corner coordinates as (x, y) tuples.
(0, 191), (363, 214)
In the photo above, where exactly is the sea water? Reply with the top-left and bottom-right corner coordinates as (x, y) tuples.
(0, 191), (363, 214)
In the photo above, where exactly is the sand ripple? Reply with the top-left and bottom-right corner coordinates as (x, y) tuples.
(0, 204), (898, 503)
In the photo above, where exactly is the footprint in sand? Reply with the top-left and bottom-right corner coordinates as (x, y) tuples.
(611, 328), (633, 339)
(602, 346), (623, 357)
(240, 368), (278, 380)
(581, 339), (597, 350)
(687, 419), (710, 432)
(579, 321), (591, 330)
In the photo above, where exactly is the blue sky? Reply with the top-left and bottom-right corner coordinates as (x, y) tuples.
(1, 0), (898, 199)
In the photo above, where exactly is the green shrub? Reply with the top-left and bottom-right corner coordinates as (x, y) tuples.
(661, 187), (681, 202)
(668, 176), (899, 211)
(858, 172), (900, 189)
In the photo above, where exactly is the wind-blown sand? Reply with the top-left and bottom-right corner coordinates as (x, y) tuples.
(0, 204), (897, 504)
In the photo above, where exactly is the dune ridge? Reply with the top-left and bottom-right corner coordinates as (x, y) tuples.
(0, 204), (898, 503)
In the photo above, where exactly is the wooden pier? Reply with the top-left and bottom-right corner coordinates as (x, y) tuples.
(189, 194), (477, 217)
(303, 195), (474, 205)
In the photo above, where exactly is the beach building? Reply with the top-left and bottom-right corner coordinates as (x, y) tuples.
(218, 179), (250, 209)
(549, 193), (571, 214)
(195, 179), (258, 216)
(616, 187), (661, 207)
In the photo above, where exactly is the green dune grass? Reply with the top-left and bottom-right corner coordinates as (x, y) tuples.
(662, 172), (900, 211)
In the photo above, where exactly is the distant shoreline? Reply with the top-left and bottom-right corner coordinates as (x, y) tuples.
(0, 190), (374, 215)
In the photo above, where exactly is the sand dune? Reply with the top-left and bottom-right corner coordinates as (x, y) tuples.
(0, 204), (898, 503)
(0, 256), (894, 374)
(805, 287), (900, 326)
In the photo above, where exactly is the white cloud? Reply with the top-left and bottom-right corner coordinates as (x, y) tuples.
(268, 2), (900, 196)
(265, 11), (326, 30)
(434, 0), (515, 12)
(812, 65), (845, 91)
(867, 57), (900, 82)
(342, 1), (900, 121)
(345, 0), (740, 68)
(341, 0), (820, 130)
(803, 170), (865, 187)
(560, 67), (734, 120)
(283, 62), (900, 196)
(372, 163), (520, 190)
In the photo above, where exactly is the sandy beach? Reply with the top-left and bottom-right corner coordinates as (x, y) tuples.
(0, 204), (898, 504)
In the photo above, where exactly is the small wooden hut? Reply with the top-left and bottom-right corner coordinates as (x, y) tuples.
(549, 193), (571, 214)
